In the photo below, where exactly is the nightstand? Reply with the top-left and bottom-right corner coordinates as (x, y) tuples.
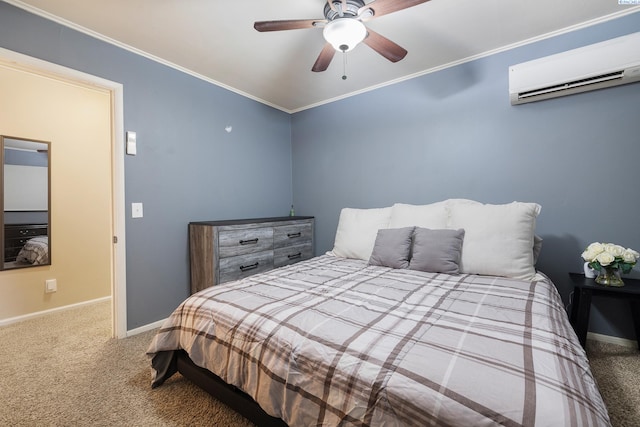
(568, 272), (640, 349)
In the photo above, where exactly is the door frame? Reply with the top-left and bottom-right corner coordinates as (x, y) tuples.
(0, 47), (127, 338)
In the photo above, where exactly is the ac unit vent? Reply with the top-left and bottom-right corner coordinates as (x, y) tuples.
(509, 32), (640, 105)
(517, 71), (625, 101)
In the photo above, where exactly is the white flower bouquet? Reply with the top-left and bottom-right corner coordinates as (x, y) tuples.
(581, 242), (639, 274)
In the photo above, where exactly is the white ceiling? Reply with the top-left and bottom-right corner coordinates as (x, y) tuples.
(6, 0), (639, 113)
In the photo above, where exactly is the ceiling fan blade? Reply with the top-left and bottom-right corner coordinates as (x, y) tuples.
(359, 0), (431, 20)
(254, 19), (325, 32)
(312, 43), (336, 72)
(363, 29), (408, 63)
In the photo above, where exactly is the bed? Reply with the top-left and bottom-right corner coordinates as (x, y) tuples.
(15, 235), (49, 265)
(147, 200), (611, 426)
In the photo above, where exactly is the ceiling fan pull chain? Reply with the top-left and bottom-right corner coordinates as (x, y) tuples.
(342, 51), (348, 80)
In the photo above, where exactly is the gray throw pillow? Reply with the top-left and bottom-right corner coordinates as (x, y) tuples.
(368, 227), (415, 269)
(409, 228), (465, 274)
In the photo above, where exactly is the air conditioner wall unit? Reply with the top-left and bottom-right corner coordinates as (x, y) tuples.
(509, 32), (640, 105)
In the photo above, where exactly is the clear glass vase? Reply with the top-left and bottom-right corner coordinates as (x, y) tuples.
(595, 267), (624, 287)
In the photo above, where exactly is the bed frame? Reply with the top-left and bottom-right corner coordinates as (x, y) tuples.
(175, 350), (288, 427)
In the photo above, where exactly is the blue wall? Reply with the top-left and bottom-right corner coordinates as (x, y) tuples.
(0, 2), (292, 329)
(2, 1), (639, 339)
(291, 13), (640, 339)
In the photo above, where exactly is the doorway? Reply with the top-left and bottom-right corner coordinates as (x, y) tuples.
(0, 48), (126, 338)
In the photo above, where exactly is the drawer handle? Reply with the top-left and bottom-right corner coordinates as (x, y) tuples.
(240, 262), (259, 272)
(287, 232), (301, 238)
(239, 238), (259, 245)
(288, 252), (302, 260)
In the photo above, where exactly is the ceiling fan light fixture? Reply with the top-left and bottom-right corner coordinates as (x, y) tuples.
(323, 18), (367, 52)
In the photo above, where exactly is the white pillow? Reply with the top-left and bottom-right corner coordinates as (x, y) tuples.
(443, 198), (481, 226)
(447, 201), (541, 280)
(331, 207), (392, 260)
(388, 202), (448, 229)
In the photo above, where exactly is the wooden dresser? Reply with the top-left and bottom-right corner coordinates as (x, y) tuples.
(189, 216), (314, 294)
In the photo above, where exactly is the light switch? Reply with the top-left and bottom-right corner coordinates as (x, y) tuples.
(126, 131), (137, 155)
(132, 202), (143, 218)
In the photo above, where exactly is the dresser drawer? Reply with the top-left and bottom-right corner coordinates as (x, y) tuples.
(274, 243), (313, 268)
(218, 227), (273, 258)
(273, 222), (312, 249)
(6, 237), (34, 247)
(219, 251), (274, 284)
(5, 225), (47, 239)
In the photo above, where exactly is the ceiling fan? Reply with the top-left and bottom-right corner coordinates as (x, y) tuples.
(254, 0), (430, 72)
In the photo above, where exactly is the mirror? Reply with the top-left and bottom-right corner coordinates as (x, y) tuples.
(1, 136), (51, 270)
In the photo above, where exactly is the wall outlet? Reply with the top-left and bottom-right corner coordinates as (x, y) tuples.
(45, 279), (57, 293)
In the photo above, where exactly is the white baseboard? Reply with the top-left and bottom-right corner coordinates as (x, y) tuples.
(587, 331), (638, 348)
(126, 318), (165, 337)
(0, 296), (112, 327)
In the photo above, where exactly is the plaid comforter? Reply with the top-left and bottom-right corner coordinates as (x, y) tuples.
(16, 235), (49, 265)
(147, 255), (610, 426)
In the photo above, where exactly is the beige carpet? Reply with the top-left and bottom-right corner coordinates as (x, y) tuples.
(586, 340), (640, 427)
(0, 300), (637, 426)
(0, 301), (253, 427)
